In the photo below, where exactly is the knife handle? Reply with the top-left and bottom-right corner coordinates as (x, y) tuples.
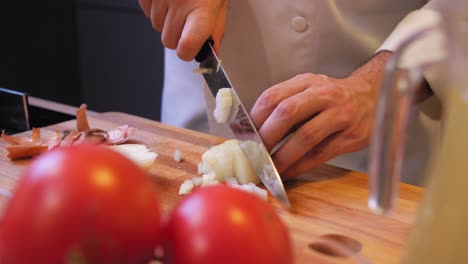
(195, 37), (214, 63)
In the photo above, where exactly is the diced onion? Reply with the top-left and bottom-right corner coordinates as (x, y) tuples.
(197, 162), (205, 175)
(107, 144), (158, 171)
(178, 180), (194, 195)
(191, 177), (203, 186)
(213, 88), (233, 123)
(174, 149), (182, 162)
(225, 177), (239, 186)
(178, 130), (270, 199)
(201, 172), (220, 187)
(193, 68), (213, 74)
(228, 183), (268, 201)
(228, 90), (240, 122)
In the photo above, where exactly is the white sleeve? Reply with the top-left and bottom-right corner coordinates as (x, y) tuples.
(161, 48), (209, 132)
(377, 2), (441, 53)
(377, 1), (447, 118)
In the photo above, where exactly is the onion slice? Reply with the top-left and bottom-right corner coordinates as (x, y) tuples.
(107, 144), (158, 171)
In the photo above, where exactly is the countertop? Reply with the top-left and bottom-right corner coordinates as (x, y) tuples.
(0, 105), (423, 263)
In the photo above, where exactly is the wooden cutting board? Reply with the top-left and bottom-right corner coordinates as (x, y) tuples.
(0, 111), (423, 264)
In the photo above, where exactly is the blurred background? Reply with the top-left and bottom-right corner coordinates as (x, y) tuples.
(0, 0), (164, 121)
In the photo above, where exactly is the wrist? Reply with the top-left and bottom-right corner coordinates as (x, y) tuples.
(350, 50), (433, 104)
(350, 50), (392, 90)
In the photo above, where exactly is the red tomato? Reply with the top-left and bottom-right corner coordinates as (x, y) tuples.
(0, 144), (162, 264)
(163, 185), (293, 264)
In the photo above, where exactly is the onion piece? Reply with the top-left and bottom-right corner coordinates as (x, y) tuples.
(229, 182), (268, 201)
(228, 90), (240, 122)
(201, 139), (259, 184)
(76, 104), (91, 132)
(193, 68), (213, 74)
(192, 177), (203, 186)
(178, 180), (194, 195)
(197, 162), (205, 175)
(178, 175), (267, 201)
(224, 177), (239, 186)
(6, 145), (48, 160)
(1, 128), (42, 145)
(173, 150), (182, 162)
(107, 144), (157, 171)
(201, 172), (220, 187)
(202, 143), (234, 181)
(179, 138), (267, 197)
(213, 88), (233, 123)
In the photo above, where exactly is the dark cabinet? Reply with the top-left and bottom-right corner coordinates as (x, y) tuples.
(0, 1), (82, 106)
(76, 0), (164, 120)
(0, 0), (164, 121)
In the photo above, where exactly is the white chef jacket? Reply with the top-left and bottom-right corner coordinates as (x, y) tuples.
(161, 0), (443, 185)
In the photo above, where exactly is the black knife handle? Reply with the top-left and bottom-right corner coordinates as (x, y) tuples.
(195, 37), (214, 63)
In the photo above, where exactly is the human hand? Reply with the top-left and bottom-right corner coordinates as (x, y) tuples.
(250, 51), (391, 179)
(138, 0), (227, 61)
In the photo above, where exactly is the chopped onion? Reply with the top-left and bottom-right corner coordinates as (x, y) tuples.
(178, 180), (194, 195)
(197, 162), (205, 175)
(174, 149), (182, 162)
(201, 172), (220, 187)
(178, 175), (267, 201)
(191, 177), (203, 186)
(224, 177), (239, 186)
(202, 139), (259, 184)
(107, 144), (158, 171)
(178, 138), (269, 198)
(228, 90), (240, 122)
(229, 183), (268, 201)
(213, 88), (233, 123)
(202, 143), (234, 181)
(212, 88), (239, 124)
(193, 68), (213, 74)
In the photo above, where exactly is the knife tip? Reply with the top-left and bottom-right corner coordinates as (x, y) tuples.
(277, 195), (291, 209)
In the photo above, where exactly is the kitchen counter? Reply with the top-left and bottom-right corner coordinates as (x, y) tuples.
(0, 102), (423, 263)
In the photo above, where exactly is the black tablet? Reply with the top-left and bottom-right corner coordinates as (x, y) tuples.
(0, 87), (30, 134)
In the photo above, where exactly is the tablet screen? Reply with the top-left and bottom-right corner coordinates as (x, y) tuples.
(0, 88), (30, 134)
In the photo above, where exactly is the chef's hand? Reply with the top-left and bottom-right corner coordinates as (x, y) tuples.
(250, 51), (392, 179)
(138, 0), (227, 61)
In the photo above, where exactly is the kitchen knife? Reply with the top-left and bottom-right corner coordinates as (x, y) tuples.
(195, 39), (290, 208)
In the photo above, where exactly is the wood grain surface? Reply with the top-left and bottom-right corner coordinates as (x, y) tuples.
(0, 112), (424, 264)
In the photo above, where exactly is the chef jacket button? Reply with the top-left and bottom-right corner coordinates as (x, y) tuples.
(291, 16), (308, 32)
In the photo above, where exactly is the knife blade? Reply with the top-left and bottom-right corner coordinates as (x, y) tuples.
(195, 39), (290, 208)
